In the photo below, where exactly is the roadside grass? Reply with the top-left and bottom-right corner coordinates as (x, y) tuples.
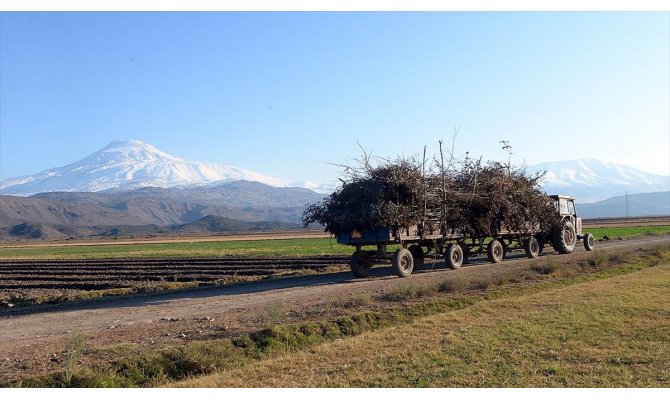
(2, 226), (668, 260)
(384, 282), (439, 301)
(530, 256), (561, 275)
(180, 252), (670, 388)
(10, 244), (669, 388)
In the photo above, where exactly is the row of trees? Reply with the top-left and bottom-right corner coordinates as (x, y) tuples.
(302, 143), (558, 238)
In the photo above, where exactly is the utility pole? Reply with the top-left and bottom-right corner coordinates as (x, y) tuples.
(625, 191), (629, 219)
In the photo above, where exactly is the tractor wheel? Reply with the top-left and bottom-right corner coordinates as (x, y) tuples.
(408, 245), (425, 270)
(487, 240), (504, 263)
(583, 233), (596, 251)
(350, 250), (372, 278)
(524, 236), (540, 259)
(552, 220), (577, 254)
(444, 244), (464, 270)
(392, 248), (414, 278)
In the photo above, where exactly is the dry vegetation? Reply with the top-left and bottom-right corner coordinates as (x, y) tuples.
(179, 247), (670, 387)
(9, 242), (669, 388)
(303, 143), (557, 237)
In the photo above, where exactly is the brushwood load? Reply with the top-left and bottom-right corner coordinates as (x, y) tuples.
(303, 149), (595, 278)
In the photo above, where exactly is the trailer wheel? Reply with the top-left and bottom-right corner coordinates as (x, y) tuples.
(487, 240), (504, 263)
(445, 244), (463, 270)
(392, 249), (414, 278)
(408, 245), (424, 270)
(583, 233), (596, 251)
(350, 250), (372, 278)
(524, 236), (540, 258)
(552, 220), (577, 254)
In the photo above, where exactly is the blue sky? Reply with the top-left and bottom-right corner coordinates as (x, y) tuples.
(1, 12), (668, 183)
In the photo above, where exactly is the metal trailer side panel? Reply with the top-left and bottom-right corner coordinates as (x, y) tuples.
(337, 227), (394, 245)
(337, 225), (467, 246)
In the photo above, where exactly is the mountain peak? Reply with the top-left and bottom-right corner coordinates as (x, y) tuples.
(102, 139), (148, 149)
(0, 140), (291, 195)
(92, 139), (182, 164)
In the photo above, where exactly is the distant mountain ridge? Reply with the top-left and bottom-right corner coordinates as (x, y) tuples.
(0, 181), (324, 228)
(576, 191), (670, 218)
(0, 215), (301, 241)
(529, 158), (669, 202)
(0, 181), (324, 240)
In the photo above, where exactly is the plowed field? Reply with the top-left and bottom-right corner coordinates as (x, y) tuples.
(0, 256), (349, 305)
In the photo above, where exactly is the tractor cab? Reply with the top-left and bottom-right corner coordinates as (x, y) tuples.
(547, 194), (594, 253)
(550, 195), (581, 234)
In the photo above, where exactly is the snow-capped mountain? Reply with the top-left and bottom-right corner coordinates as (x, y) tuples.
(528, 159), (670, 203)
(0, 140), (298, 196)
(2, 142), (667, 201)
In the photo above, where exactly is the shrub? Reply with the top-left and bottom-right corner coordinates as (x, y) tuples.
(438, 277), (468, 293)
(587, 251), (608, 269)
(384, 282), (436, 301)
(531, 257), (560, 275)
(470, 277), (492, 291)
(63, 333), (86, 387)
(263, 303), (286, 326)
(344, 292), (373, 307)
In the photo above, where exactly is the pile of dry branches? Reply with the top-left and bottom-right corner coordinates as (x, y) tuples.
(446, 158), (557, 238)
(302, 157), (426, 235)
(303, 145), (558, 238)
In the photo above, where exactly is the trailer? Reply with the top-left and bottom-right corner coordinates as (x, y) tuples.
(337, 195), (596, 278)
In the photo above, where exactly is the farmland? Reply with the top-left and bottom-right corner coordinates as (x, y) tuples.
(2, 216), (668, 260)
(0, 255), (350, 306)
(0, 220), (668, 387)
(0, 237), (349, 260)
(1, 223), (668, 307)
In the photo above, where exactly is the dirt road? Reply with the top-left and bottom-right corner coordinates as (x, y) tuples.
(1, 234), (668, 382)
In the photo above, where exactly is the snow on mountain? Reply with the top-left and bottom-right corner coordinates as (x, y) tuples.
(289, 180), (341, 195)
(0, 140), (293, 196)
(4, 141), (665, 202)
(528, 158), (670, 203)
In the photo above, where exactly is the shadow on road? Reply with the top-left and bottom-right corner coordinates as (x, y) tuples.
(0, 253), (519, 318)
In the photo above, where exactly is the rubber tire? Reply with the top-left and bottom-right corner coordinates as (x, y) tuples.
(392, 248), (414, 278)
(408, 245), (424, 270)
(552, 220), (577, 254)
(445, 243), (464, 270)
(583, 233), (596, 251)
(538, 237), (545, 255)
(487, 240), (504, 263)
(350, 250), (372, 278)
(524, 236), (540, 258)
